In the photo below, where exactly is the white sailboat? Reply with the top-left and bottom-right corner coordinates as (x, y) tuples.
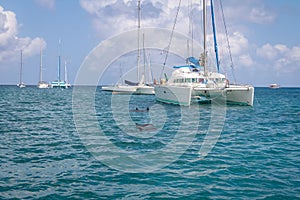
(155, 0), (254, 106)
(37, 47), (49, 88)
(269, 83), (280, 89)
(102, 0), (154, 95)
(135, 33), (155, 95)
(17, 50), (26, 88)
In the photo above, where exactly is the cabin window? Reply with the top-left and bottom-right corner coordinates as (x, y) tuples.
(187, 78), (192, 83)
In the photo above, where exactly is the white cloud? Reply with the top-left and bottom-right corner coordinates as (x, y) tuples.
(274, 44), (289, 54)
(257, 43), (300, 73)
(0, 6), (17, 47)
(249, 6), (276, 24)
(228, 32), (249, 56)
(80, 0), (202, 39)
(0, 6), (46, 63)
(238, 54), (254, 67)
(18, 37), (46, 57)
(256, 43), (278, 60)
(288, 46), (300, 63)
(223, 0), (276, 25)
(80, 0), (300, 86)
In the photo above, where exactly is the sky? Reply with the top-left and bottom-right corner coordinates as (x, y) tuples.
(0, 0), (299, 87)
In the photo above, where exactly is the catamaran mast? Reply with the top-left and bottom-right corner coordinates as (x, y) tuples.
(137, 0), (141, 81)
(203, 0), (207, 74)
(210, 0), (220, 73)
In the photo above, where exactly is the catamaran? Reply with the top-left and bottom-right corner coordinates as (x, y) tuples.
(37, 47), (49, 88)
(102, 0), (154, 95)
(155, 0), (254, 106)
(50, 41), (71, 89)
(17, 50), (26, 88)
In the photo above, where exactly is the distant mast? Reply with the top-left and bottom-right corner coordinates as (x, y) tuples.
(137, 0), (141, 81)
(20, 50), (23, 84)
(39, 46), (43, 82)
(58, 39), (61, 85)
(17, 49), (25, 88)
(64, 61), (68, 84)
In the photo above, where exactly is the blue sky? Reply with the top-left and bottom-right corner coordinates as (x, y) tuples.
(0, 0), (299, 87)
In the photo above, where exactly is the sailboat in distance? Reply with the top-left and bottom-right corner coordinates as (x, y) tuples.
(37, 46), (49, 88)
(50, 40), (70, 89)
(102, 0), (154, 95)
(17, 50), (26, 88)
(154, 0), (254, 106)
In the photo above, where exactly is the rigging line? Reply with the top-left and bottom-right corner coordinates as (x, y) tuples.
(187, 0), (194, 58)
(187, 0), (191, 58)
(219, 0), (237, 84)
(191, 2), (194, 57)
(160, 0), (182, 79)
(148, 53), (154, 84)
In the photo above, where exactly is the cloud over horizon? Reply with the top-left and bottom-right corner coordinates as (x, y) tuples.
(80, 0), (203, 39)
(78, 0), (300, 86)
(0, 6), (46, 64)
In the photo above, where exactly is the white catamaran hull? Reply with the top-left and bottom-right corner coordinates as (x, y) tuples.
(224, 86), (254, 106)
(50, 81), (71, 89)
(135, 86), (155, 95)
(155, 85), (192, 106)
(155, 85), (254, 106)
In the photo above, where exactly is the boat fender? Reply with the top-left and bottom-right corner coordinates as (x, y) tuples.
(226, 79), (229, 88)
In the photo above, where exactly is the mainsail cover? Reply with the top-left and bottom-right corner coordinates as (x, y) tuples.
(173, 57), (203, 69)
(125, 80), (139, 86)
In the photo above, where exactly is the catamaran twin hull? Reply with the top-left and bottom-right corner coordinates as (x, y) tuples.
(135, 86), (155, 95)
(50, 81), (71, 89)
(155, 85), (254, 106)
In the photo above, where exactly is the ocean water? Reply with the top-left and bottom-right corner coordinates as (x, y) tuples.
(0, 86), (299, 199)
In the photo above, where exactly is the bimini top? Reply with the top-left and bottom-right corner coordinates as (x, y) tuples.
(173, 57), (204, 69)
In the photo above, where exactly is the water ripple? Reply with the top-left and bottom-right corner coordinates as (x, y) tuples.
(0, 86), (299, 199)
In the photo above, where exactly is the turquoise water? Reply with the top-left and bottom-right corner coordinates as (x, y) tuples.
(0, 86), (299, 199)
